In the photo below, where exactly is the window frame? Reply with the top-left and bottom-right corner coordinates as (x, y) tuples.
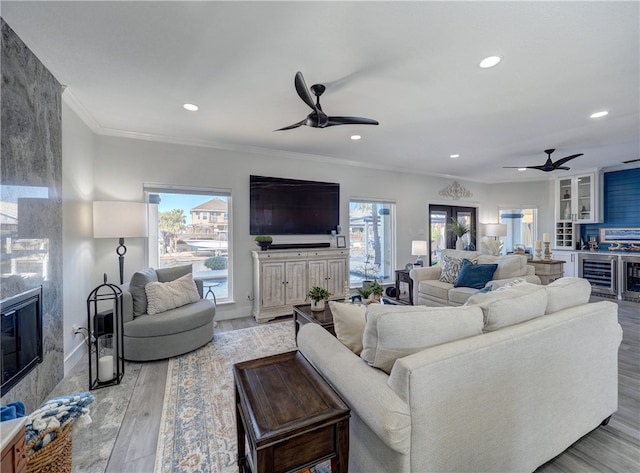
(144, 184), (233, 303)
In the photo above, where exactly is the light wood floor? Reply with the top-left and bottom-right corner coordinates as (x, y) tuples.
(103, 298), (639, 472)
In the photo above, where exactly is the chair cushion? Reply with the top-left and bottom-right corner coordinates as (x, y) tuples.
(360, 304), (484, 373)
(454, 259), (498, 289)
(328, 301), (367, 354)
(465, 281), (547, 332)
(156, 264), (193, 283)
(124, 299), (215, 338)
(478, 254), (528, 280)
(145, 273), (201, 315)
(130, 268), (158, 316)
(545, 277), (592, 314)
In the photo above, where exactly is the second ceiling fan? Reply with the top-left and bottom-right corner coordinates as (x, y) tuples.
(504, 149), (584, 172)
(275, 71), (379, 131)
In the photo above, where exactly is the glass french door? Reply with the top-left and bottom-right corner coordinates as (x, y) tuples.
(428, 205), (476, 266)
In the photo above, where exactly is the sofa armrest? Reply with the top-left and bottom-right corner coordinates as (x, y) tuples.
(410, 266), (441, 304)
(297, 323), (411, 454)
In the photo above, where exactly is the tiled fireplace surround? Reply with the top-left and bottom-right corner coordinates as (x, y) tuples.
(1, 19), (64, 410)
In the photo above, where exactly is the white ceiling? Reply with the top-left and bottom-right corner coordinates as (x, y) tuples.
(3, 1), (639, 183)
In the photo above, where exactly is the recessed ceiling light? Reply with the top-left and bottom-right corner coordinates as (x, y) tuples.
(183, 103), (199, 112)
(590, 110), (608, 118)
(449, 154), (460, 158)
(518, 167), (527, 171)
(350, 135), (361, 140)
(479, 56), (501, 69)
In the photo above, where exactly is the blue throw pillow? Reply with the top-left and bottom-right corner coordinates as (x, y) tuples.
(454, 259), (498, 289)
(474, 285), (493, 294)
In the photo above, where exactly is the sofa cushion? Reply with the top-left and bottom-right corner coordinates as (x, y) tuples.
(448, 286), (479, 305)
(439, 255), (464, 283)
(454, 259), (498, 289)
(145, 273), (201, 315)
(329, 301), (367, 355)
(130, 268), (158, 316)
(418, 279), (451, 301)
(156, 264), (193, 283)
(478, 254), (528, 280)
(465, 281), (547, 332)
(124, 299), (214, 338)
(545, 277), (592, 314)
(361, 304), (484, 373)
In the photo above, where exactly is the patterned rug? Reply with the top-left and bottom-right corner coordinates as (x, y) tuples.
(154, 321), (298, 473)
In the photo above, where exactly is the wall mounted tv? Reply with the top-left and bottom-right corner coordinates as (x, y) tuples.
(250, 175), (340, 235)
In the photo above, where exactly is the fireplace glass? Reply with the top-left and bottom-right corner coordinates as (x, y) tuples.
(1, 286), (43, 395)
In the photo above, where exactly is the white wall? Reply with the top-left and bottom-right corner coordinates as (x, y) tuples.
(89, 134), (555, 321)
(61, 98), (96, 374)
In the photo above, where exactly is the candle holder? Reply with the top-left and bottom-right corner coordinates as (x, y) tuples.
(87, 274), (124, 390)
(535, 248), (542, 260)
(543, 242), (552, 260)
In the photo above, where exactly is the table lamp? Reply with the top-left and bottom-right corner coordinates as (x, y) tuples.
(483, 223), (507, 256)
(411, 240), (428, 266)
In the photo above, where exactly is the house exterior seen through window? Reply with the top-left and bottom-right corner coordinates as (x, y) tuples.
(349, 200), (395, 286)
(145, 186), (231, 302)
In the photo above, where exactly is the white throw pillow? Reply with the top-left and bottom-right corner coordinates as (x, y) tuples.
(329, 301), (367, 354)
(545, 277), (592, 314)
(145, 273), (201, 315)
(360, 304), (484, 374)
(465, 281), (547, 332)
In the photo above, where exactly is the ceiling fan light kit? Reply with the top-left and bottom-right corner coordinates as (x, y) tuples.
(275, 71), (379, 131)
(503, 148), (583, 172)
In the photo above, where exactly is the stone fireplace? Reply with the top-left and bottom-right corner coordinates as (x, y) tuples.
(1, 19), (64, 410)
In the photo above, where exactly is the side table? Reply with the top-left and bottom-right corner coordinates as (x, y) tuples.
(529, 259), (565, 285)
(395, 269), (413, 305)
(293, 303), (336, 339)
(234, 351), (350, 473)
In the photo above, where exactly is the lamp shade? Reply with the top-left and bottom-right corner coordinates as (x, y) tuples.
(411, 240), (428, 256)
(484, 223), (507, 237)
(93, 201), (148, 238)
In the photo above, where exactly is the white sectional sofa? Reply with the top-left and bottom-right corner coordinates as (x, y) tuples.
(298, 278), (622, 473)
(410, 249), (541, 306)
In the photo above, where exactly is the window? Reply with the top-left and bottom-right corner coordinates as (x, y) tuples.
(499, 207), (537, 255)
(144, 185), (232, 302)
(349, 200), (395, 286)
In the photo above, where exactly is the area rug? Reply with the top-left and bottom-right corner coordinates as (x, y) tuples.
(154, 321), (299, 473)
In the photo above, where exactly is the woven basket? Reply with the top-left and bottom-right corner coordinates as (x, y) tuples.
(26, 422), (73, 473)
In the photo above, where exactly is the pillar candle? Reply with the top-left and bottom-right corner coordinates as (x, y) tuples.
(535, 240), (542, 250)
(543, 233), (550, 242)
(98, 355), (114, 382)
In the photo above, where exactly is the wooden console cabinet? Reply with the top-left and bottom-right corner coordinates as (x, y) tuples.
(252, 248), (348, 322)
(1, 419), (26, 473)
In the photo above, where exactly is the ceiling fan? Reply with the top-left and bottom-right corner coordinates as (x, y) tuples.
(275, 71), (379, 131)
(503, 149), (583, 172)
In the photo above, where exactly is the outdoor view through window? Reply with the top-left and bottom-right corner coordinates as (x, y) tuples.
(147, 190), (230, 302)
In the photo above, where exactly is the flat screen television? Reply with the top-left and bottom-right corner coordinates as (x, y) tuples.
(250, 175), (339, 235)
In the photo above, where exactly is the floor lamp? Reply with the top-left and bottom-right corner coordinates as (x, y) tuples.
(93, 201), (148, 284)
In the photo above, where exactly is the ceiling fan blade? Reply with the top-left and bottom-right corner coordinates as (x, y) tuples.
(274, 119), (306, 131)
(326, 116), (379, 127)
(294, 72), (317, 111)
(555, 166), (571, 171)
(553, 153), (583, 167)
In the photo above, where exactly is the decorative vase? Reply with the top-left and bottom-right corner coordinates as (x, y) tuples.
(456, 237), (464, 250)
(310, 299), (326, 312)
(256, 241), (271, 251)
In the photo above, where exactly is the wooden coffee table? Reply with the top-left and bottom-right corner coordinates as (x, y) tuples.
(293, 303), (336, 339)
(234, 351), (350, 473)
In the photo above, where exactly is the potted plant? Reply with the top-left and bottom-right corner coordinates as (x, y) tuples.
(447, 218), (471, 250)
(254, 235), (273, 251)
(307, 286), (331, 311)
(357, 280), (384, 304)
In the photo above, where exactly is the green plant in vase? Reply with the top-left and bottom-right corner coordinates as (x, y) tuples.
(254, 235), (273, 251)
(447, 218), (472, 250)
(307, 286), (332, 312)
(357, 280), (384, 304)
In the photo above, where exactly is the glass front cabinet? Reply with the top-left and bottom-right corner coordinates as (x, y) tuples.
(555, 172), (601, 249)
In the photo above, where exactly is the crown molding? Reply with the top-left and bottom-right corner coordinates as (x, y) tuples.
(62, 89), (101, 133)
